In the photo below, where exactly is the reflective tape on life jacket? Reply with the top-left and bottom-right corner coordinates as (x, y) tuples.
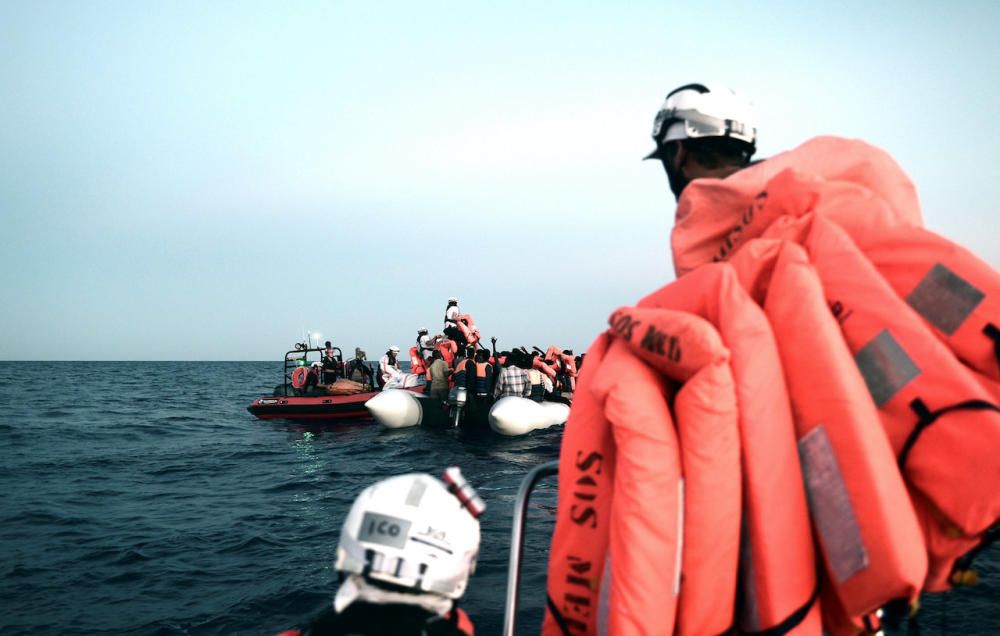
(638, 264), (821, 635)
(858, 222), (1000, 382)
(730, 239), (927, 619)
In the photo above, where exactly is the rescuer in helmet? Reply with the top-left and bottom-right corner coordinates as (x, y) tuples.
(277, 468), (485, 636)
(644, 82), (759, 200)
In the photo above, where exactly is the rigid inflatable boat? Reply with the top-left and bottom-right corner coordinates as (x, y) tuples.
(247, 343), (419, 423)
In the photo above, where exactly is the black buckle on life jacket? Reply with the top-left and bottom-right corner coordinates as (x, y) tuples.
(899, 398), (1000, 470)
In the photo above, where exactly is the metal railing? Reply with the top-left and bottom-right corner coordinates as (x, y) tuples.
(503, 460), (560, 636)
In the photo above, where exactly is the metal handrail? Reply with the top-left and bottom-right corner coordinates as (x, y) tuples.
(503, 460), (560, 636)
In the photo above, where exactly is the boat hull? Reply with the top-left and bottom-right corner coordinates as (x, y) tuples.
(247, 392), (377, 421)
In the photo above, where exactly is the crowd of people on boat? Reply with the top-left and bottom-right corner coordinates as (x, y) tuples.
(382, 297), (582, 408)
(293, 297), (582, 407)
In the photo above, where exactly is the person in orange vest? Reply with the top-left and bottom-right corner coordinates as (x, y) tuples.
(276, 469), (484, 636)
(643, 82), (758, 200)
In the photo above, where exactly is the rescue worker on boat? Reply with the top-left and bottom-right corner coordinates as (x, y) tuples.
(378, 346), (401, 389)
(347, 348), (374, 386)
(644, 82), (757, 200)
(275, 468), (484, 636)
(442, 297), (467, 350)
(322, 341), (342, 385)
(416, 328), (434, 362)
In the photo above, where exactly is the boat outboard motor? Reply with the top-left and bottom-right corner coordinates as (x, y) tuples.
(448, 386), (468, 427)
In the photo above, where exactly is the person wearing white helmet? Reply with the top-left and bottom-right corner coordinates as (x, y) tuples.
(442, 298), (468, 350)
(378, 346), (402, 388)
(416, 328), (434, 362)
(277, 468), (484, 636)
(644, 82), (759, 200)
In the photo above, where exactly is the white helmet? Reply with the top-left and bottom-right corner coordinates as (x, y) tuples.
(389, 345), (400, 353)
(335, 469), (484, 600)
(418, 328), (428, 335)
(644, 82), (758, 159)
(447, 297), (458, 304)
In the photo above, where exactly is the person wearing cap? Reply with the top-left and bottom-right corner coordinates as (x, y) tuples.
(378, 346), (401, 388)
(643, 82), (758, 201)
(347, 348), (373, 385)
(276, 468), (484, 636)
(442, 298), (467, 350)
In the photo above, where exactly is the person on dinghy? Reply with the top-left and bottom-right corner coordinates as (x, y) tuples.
(378, 346), (402, 388)
(276, 468), (484, 636)
(347, 348), (374, 385)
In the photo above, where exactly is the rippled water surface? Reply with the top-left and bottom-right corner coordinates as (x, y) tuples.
(0, 362), (996, 635)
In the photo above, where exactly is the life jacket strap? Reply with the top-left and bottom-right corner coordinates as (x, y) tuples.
(984, 323), (1000, 367)
(545, 595), (574, 636)
(900, 398), (1000, 470)
(950, 519), (1000, 586)
(740, 583), (819, 636)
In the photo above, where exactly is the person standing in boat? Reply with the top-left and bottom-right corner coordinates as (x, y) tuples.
(442, 297), (467, 350)
(378, 346), (401, 388)
(347, 348), (374, 386)
(416, 328), (434, 362)
(275, 468), (483, 636)
(321, 341), (341, 385)
(427, 350), (451, 405)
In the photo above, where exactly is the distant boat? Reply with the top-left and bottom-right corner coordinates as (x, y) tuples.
(246, 342), (417, 423)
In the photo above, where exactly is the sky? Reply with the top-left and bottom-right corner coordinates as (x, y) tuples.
(2, 1), (999, 360)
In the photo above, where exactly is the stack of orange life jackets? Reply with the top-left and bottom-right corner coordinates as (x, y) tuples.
(544, 137), (1000, 635)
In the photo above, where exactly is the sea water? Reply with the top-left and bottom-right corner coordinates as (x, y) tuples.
(0, 362), (996, 634)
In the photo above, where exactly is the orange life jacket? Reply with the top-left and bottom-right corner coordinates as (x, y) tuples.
(729, 238), (928, 622)
(637, 264), (821, 635)
(545, 302), (746, 635)
(456, 314), (481, 348)
(675, 136), (1000, 592)
(533, 356), (558, 380)
(437, 340), (457, 366)
(409, 346), (426, 375)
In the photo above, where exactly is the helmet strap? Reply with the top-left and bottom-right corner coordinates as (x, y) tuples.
(660, 142), (690, 200)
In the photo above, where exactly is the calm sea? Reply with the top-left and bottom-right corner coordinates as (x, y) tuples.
(0, 362), (996, 635)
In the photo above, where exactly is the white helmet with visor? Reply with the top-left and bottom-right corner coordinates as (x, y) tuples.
(334, 468), (484, 601)
(645, 82), (758, 160)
